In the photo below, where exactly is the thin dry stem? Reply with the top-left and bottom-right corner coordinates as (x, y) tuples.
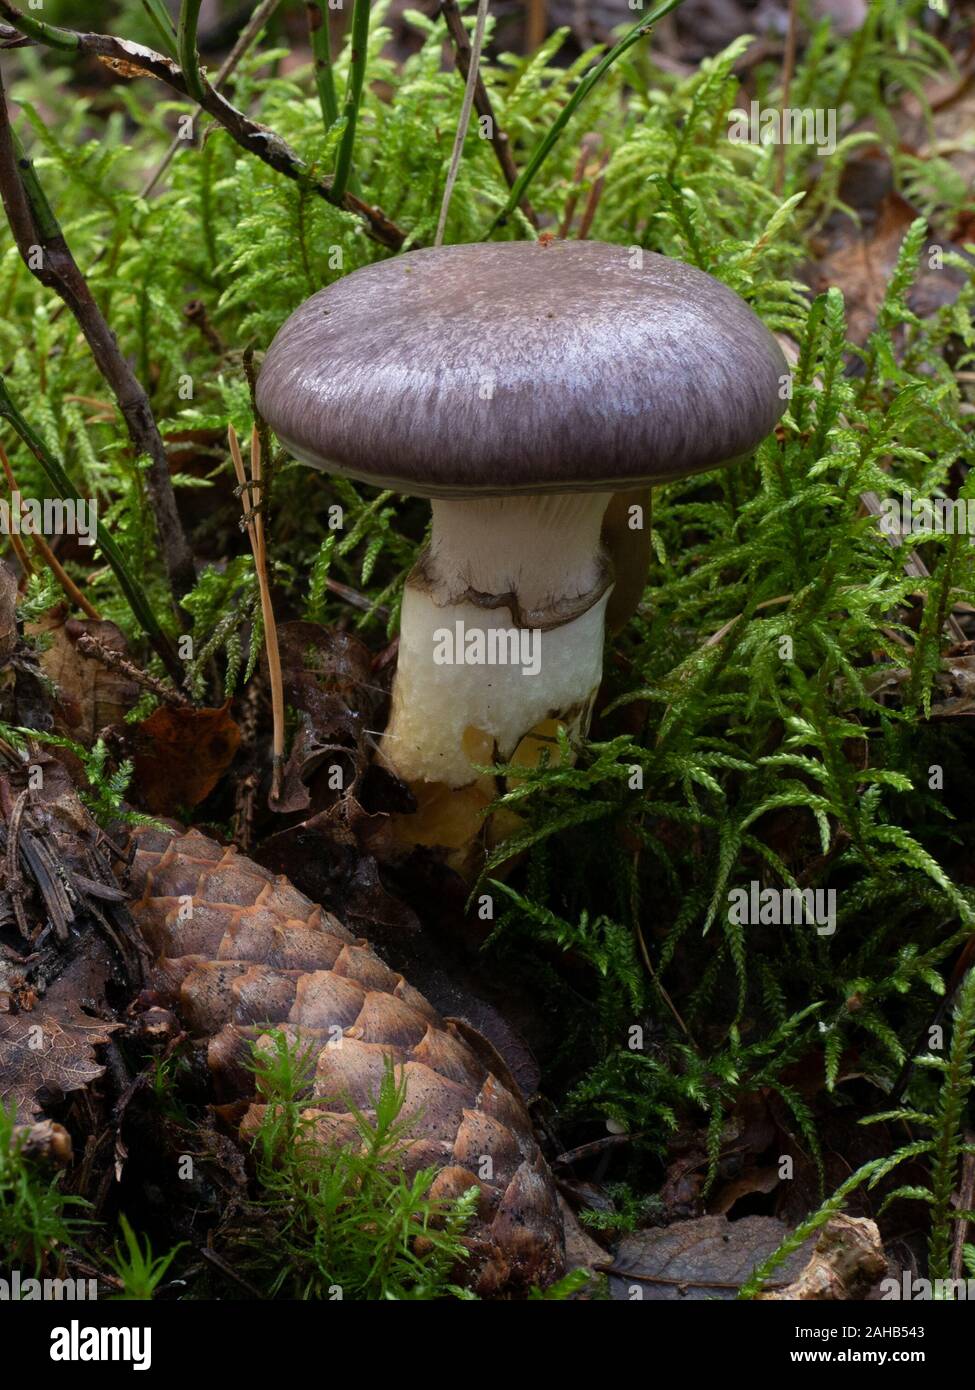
(576, 149), (610, 239)
(558, 132), (602, 238)
(439, 0), (537, 227)
(228, 424), (285, 802)
(526, 0), (547, 53)
(435, 0), (490, 247)
(776, 0), (798, 195)
(0, 440), (101, 619)
(950, 1138), (975, 1282)
(74, 631), (190, 707)
(139, 0), (285, 200)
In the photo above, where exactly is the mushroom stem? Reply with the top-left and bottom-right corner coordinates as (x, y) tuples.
(380, 492), (613, 789)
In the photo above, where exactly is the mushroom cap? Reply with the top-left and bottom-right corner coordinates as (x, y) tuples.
(256, 240), (788, 498)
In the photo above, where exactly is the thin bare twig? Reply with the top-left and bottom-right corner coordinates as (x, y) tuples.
(950, 1138), (975, 1282)
(0, 5), (406, 251)
(0, 448), (31, 577)
(576, 147), (610, 239)
(142, 0), (282, 198)
(74, 631), (191, 708)
(4, 784), (29, 938)
(435, 0), (489, 247)
(0, 441), (101, 619)
(0, 63), (195, 602)
(228, 425), (284, 802)
(232, 674), (263, 851)
(326, 575), (388, 619)
(248, 430), (284, 800)
(439, 0), (537, 228)
(593, 1263), (788, 1290)
(3, 522), (30, 577)
(199, 1245), (264, 1299)
(184, 298), (225, 354)
(526, 0), (547, 53)
(558, 132), (601, 239)
(776, 0), (799, 195)
(554, 1132), (638, 1166)
(860, 491), (967, 643)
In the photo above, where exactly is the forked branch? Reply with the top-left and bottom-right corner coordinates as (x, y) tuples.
(0, 3), (406, 251)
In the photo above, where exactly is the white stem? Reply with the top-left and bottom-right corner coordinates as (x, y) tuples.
(381, 493), (612, 788)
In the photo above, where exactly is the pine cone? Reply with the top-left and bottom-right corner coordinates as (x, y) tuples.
(125, 825), (565, 1294)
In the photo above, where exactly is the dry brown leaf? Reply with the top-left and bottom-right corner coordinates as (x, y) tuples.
(809, 175), (968, 345)
(710, 1165), (782, 1216)
(95, 53), (154, 80)
(29, 610), (140, 743)
(810, 192), (919, 345)
(132, 701), (240, 815)
(606, 1214), (814, 1300)
(0, 937), (122, 1122)
(0, 560), (18, 662)
(0, 753), (146, 1120)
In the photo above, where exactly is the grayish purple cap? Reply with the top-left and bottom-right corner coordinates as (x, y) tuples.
(256, 240), (788, 498)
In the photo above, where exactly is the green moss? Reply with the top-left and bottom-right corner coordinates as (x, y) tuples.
(0, 0), (973, 1289)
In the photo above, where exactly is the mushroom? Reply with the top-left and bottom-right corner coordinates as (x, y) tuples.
(256, 240), (787, 849)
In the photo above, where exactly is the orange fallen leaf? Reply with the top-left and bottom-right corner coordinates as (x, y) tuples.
(133, 701), (240, 816)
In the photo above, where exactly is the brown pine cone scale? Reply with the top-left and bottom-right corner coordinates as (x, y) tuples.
(125, 825), (565, 1294)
